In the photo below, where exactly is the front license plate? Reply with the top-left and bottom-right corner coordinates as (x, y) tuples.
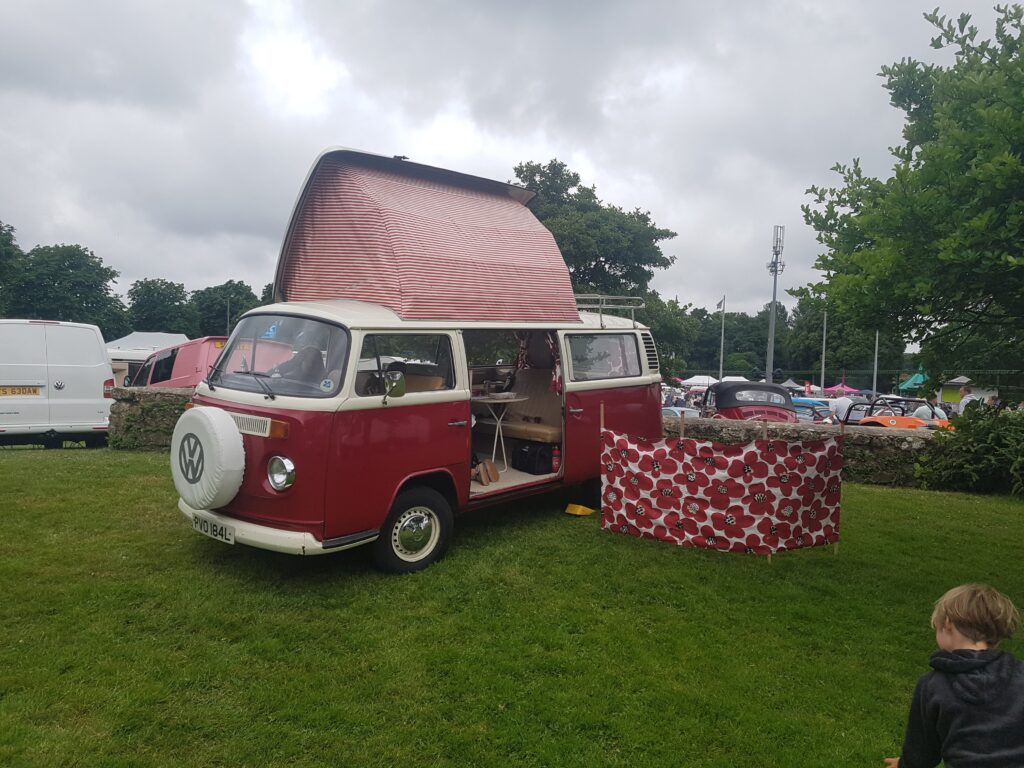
(192, 514), (235, 545)
(0, 386), (40, 396)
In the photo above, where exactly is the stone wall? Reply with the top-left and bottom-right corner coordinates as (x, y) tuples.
(108, 390), (932, 486)
(109, 387), (192, 451)
(662, 416), (931, 487)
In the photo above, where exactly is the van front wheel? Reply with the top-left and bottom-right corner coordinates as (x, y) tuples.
(373, 487), (452, 573)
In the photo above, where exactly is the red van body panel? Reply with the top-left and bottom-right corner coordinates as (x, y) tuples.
(191, 394), (474, 543)
(563, 382), (663, 485)
(322, 400), (472, 537)
(192, 394), (333, 540)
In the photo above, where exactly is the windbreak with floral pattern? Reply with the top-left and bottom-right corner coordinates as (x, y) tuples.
(600, 431), (842, 555)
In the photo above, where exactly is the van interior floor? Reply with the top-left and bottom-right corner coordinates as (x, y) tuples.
(469, 466), (558, 496)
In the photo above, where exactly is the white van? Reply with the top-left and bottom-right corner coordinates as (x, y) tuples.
(0, 320), (114, 447)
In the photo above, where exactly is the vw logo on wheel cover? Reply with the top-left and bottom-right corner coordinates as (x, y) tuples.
(179, 433), (205, 484)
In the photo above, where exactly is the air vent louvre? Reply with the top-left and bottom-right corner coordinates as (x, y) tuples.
(230, 412), (271, 437)
(641, 332), (659, 371)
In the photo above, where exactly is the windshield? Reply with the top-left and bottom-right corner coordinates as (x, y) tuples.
(209, 314), (349, 398)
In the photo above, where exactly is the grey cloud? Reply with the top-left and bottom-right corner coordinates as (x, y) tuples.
(0, 1), (246, 108)
(0, 0), (1003, 314)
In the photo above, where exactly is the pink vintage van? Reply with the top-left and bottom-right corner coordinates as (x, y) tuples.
(131, 336), (229, 389)
(169, 150), (663, 572)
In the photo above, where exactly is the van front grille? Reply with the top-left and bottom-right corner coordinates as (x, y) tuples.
(641, 332), (659, 372)
(230, 412), (271, 437)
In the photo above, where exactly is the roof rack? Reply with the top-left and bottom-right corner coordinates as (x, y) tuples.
(574, 294), (646, 329)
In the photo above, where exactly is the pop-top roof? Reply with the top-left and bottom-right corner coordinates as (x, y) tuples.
(273, 149), (580, 323)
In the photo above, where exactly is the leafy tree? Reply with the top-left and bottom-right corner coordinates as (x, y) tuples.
(0, 220), (24, 316)
(4, 243), (129, 339)
(191, 280), (259, 337)
(513, 159), (677, 295)
(260, 283), (274, 304)
(724, 351), (759, 372)
(127, 278), (197, 336)
(802, 6), (1024, 374)
(785, 292), (905, 388)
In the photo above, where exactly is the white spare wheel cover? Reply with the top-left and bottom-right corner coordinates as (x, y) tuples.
(171, 407), (245, 510)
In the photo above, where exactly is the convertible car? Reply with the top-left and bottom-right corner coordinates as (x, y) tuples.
(702, 382), (799, 423)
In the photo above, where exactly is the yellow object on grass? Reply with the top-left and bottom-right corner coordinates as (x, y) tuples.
(565, 503), (596, 516)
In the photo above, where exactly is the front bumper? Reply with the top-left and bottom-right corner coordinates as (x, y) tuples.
(178, 499), (377, 556)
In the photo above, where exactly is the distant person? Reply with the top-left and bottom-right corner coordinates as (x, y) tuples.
(912, 394), (947, 421)
(830, 395), (855, 423)
(957, 386), (980, 415)
(884, 583), (1024, 768)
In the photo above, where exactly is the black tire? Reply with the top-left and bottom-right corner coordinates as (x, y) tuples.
(372, 487), (453, 573)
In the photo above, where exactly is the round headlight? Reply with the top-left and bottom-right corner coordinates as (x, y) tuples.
(267, 455), (296, 491)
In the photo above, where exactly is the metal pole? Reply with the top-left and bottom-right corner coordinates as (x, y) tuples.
(820, 307), (827, 394)
(766, 226), (784, 384)
(872, 329), (879, 394)
(718, 295), (726, 381)
(766, 272), (778, 383)
(226, 297), (231, 335)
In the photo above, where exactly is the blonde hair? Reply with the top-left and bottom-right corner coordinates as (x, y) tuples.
(931, 584), (1021, 645)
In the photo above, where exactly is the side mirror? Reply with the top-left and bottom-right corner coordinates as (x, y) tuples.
(123, 375), (132, 387)
(383, 370), (406, 400)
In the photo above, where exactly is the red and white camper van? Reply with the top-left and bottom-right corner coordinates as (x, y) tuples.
(169, 150), (662, 572)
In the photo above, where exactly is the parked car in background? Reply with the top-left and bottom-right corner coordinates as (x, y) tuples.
(843, 396), (952, 430)
(129, 336), (229, 389)
(0, 319), (113, 447)
(662, 405), (701, 421)
(793, 402), (834, 424)
(702, 381), (798, 423)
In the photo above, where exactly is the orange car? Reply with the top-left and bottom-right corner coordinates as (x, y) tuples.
(845, 397), (952, 430)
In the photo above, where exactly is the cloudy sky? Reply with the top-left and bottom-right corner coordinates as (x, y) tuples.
(0, 0), (999, 314)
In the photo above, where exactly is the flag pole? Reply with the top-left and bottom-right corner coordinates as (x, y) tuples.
(872, 329), (879, 395)
(718, 295), (726, 381)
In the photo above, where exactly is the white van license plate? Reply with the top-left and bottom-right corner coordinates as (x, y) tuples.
(193, 514), (235, 544)
(0, 385), (40, 396)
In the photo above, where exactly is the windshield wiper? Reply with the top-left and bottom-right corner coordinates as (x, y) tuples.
(232, 370), (276, 400)
(205, 360), (224, 391)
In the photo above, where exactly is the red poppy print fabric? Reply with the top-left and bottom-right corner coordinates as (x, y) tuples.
(600, 431), (842, 555)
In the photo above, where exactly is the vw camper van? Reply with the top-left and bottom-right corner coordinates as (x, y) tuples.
(169, 150), (662, 572)
(0, 319), (114, 447)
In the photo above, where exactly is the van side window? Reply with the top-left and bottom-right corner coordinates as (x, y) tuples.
(150, 349), (178, 385)
(355, 334), (454, 396)
(567, 334), (642, 381)
(134, 357), (155, 386)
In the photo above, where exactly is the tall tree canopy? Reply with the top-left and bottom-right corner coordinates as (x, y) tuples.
(785, 292), (905, 388)
(802, 6), (1024, 373)
(0, 221), (23, 316)
(513, 159), (677, 295)
(192, 280), (259, 337)
(127, 278), (197, 336)
(4, 243), (129, 339)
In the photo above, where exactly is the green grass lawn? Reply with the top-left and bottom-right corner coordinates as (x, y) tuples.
(1, 449), (1022, 767)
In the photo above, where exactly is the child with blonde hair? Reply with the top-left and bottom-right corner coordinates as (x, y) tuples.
(885, 584), (1023, 767)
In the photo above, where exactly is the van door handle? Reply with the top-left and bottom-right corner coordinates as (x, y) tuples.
(447, 420), (468, 427)
(569, 407), (584, 415)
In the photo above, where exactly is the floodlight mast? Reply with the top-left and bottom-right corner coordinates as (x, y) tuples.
(765, 225), (785, 384)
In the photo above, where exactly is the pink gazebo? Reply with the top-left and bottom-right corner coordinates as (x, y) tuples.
(824, 382), (859, 395)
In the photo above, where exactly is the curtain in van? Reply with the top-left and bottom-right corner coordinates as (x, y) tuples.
(600, 431), (842, 555)
(513, 332), (531, 370)
(546, 331), (562, 394)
